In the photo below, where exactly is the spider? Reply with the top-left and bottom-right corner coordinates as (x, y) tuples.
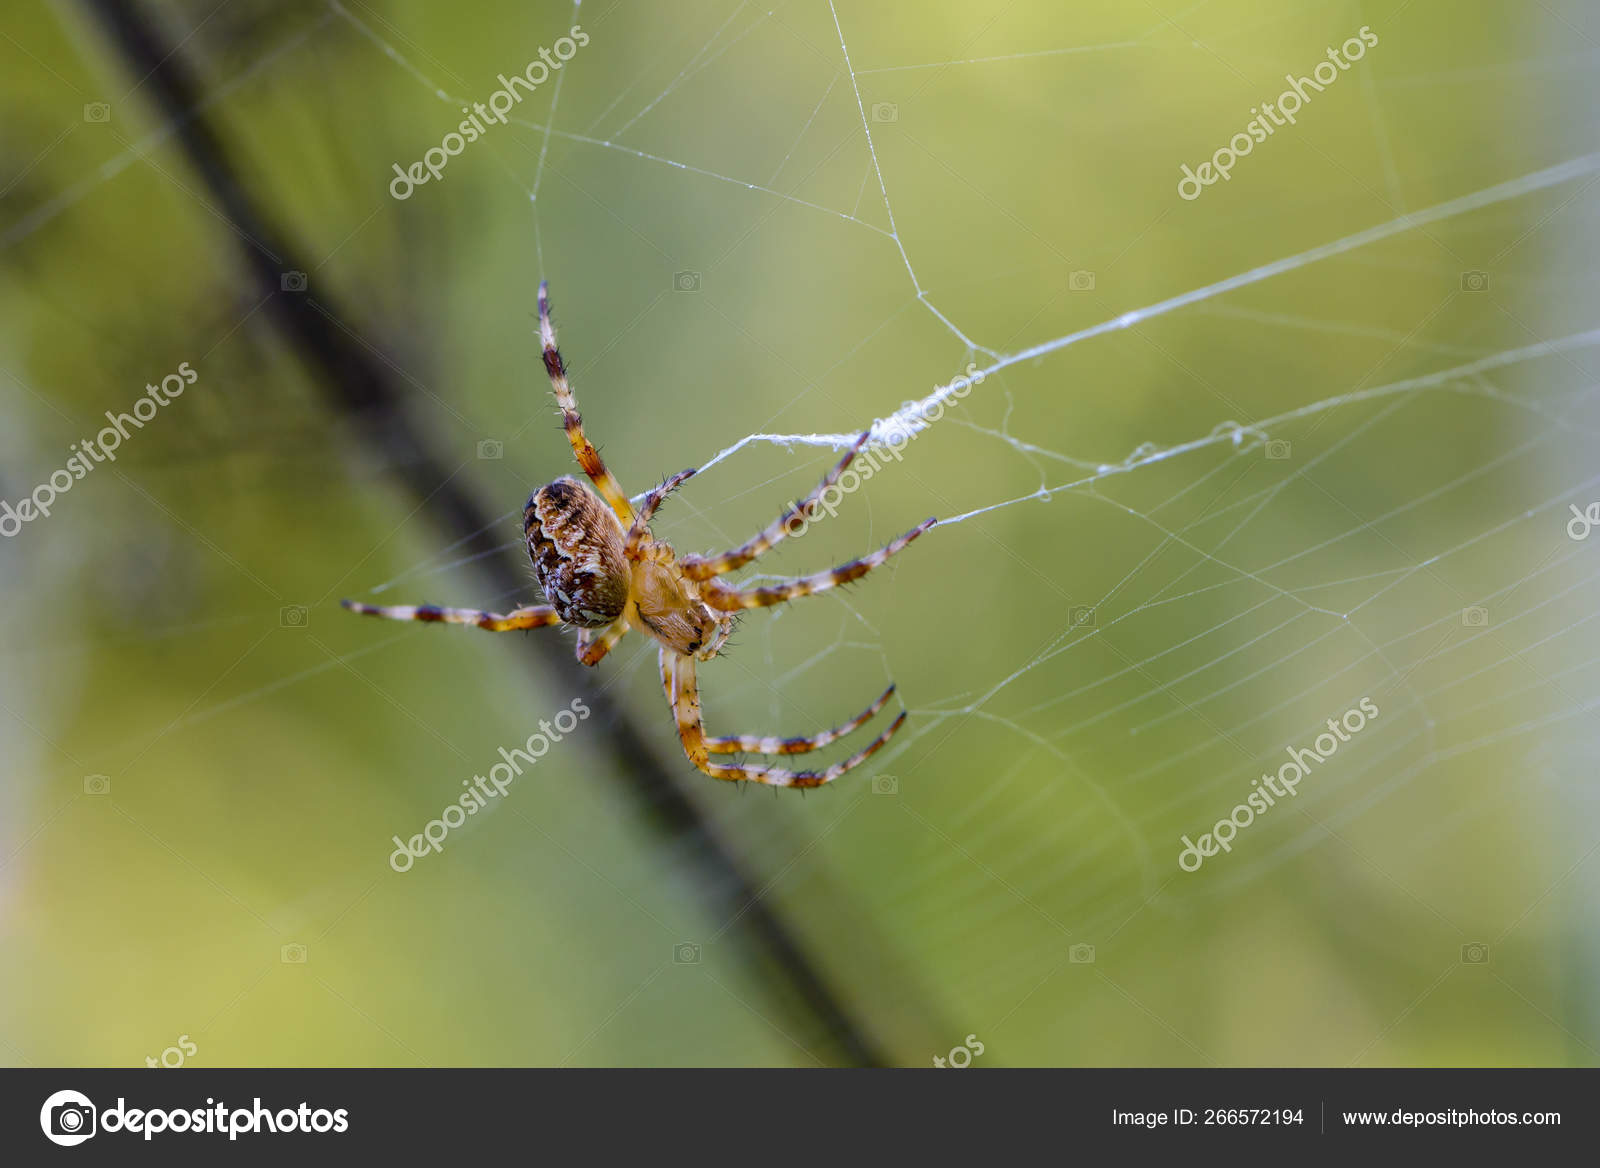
(343, 281), (935, 788)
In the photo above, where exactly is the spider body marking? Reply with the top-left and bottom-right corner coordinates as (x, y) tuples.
(525, 473), (730, 659)
(344, 281), (933, 788)
(524, 476), (629, 629)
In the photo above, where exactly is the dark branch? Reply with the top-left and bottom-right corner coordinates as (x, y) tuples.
(80, 0), (888, 1067)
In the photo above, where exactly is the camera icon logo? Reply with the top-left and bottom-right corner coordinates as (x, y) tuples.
(280, 605), (309, 628)
(83, 774), (111, 796)
(1068, 943), (1095, 964)
(1068, 270), (1096, 292)
(1461, 606), (1489, 627)
(870, 102), (898, 123)
(281, 943), (308, 964)
(1460, 942), (1490, 965)
(280, 270), (308, 292)
(477, 439), (504, 460)
(83, 103), (111, 123)
(1460, 270), (1490, 293)
(871, 774), (898, 795)
(40, 1089), (97, 1146)
(1265, 439), (1292, 460)
(673, 270), (701, 292)
(673, 942), (701, 964)
(1068, 605), (1096, 628)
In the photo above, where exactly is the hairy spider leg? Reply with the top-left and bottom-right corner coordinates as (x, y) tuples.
(576, 618), (630, 666)
(660, 647), (905, 787)
(340, 600), (562, 632)
(538, 280), (635, 525)
(701, 518), (936, 611)
(626, 468), (697, 560)
(680, 429), (874, 581)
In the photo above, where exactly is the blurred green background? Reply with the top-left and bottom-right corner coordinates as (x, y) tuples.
(3, 0), (1598, 1066)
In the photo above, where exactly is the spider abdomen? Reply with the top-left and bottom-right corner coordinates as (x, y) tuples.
(525, 476), (629, 628)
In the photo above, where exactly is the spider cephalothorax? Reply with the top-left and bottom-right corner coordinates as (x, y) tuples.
(345, 281), (933, 788)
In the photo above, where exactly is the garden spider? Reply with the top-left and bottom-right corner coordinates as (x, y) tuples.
(344, 282), (934, 788)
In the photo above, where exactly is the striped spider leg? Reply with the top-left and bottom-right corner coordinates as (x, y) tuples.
(345, 281), (933, 788)
(341, 601), (561, 630)
(625, 468), (698, 560)
(680, 428), (936, 611)
(645, 441), (933, 786)
(538, 280), (634, 525)
(699, 516), (936, 612)
(660, 646), (907, 788)
(678, 429), (872, 580)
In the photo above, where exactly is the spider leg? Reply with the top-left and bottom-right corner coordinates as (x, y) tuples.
(701, 517), (936, 611)
(576, 618), (629, 666)
(625, 468), (696, 560)
(704, 684), (897, 754)
(680, 430), (873, 581)
(660, 647), (905, 787)
(538, 280), (635, 524)
(341, 599), (562, 632)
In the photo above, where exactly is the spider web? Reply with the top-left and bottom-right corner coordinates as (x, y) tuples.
(320, 0), (1600, 1060)
(6, 0), (1599, 1066)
